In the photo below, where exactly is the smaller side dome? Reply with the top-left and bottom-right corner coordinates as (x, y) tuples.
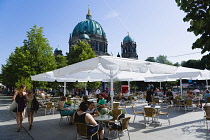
(80, 34), (90, 40)
(123, 35), (134, 42)
(55, 47), (62, 51)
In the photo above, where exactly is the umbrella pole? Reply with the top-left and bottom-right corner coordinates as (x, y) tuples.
(160, 81), (161, 89)
(180, 78), (183, 96)
(64, 81), (66, 97)
(128, 80), (130, 93)
(110, 70), (114, 110)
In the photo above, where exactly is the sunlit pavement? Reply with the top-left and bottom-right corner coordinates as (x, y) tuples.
(1, 93), (210, 140)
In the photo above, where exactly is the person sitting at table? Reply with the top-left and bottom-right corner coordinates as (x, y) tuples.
(65, 98), (72, 106)
(73, 102), (105, 140)
(187, 90), (194, 99)
(96, 94), (106, 112)
(59, 96), (75, 124)
(82, 95), (88, 103)
(200, 90), (210, 107)
(166, 89), (174, 104)
(86, 101), (99, 117)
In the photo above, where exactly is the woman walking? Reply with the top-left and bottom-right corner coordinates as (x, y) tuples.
(26, 90), (36, 130)
(13, 84), (27, 132)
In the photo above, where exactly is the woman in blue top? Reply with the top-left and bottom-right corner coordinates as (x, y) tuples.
(59, 96), (75, 124)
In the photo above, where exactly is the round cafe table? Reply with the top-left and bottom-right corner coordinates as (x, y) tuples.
(94, 115), (113, 122)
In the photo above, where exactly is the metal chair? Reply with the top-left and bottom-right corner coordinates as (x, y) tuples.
(57, 109), (70, 125)
(108, 117), (131, 140)
(158, 105), (171, 125)
(143, 107), (158, 127)
(131, 104), (144, 123)
(44, 102), (55, 115)
(184, 99), (193, 112)
(75, 122), (99, 140)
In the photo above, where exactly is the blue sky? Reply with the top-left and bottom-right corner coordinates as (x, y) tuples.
(0, 0), (206, 72)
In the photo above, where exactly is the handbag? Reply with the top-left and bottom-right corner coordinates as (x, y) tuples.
(8, 100), (18, 111)
(32, 96), (39, 112)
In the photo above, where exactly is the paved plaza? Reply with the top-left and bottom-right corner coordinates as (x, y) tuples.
(1, 94), (210, 140)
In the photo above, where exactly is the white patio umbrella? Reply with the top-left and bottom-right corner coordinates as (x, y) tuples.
(51, 56), (178, 109)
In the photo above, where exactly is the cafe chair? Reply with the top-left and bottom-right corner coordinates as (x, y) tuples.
(174, 96), (184, 111)
(75, 123), (99, 140)
(104, 109), (122, 125)
(203, 105), (210, 130)
(108, 117), (131, 140)
(44, 102), (55, 115)
(184, 99), (193, 112)
(153, 98), (160, 104)
(143, 107), (158, 127)
(158, 105), (171, 125)
(131, 104), (144, 123)
(57, 109), (70, 125)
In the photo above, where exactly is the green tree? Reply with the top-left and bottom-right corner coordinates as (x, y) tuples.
(55, 55), (68, 69)
(173, 62), (180, 66)
(175, 0), (210, 66)
(156, 55), (173, 65)
(67, 40), (96, 65)
(181, 58), (207, 70)
(145, 57), (156, 62)
(1, 25), (57, 90)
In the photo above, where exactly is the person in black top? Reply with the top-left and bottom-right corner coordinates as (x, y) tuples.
(73, 102), (104, 140)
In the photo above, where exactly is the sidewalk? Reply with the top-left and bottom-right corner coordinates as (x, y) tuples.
(1, 94), (210, 140)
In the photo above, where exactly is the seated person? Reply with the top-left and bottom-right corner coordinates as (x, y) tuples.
(59, 96), (75, 124)
(86, 101), (99, 117)
(201, 90), (210, 104)
(65, 98), (72, 106)
(82, 95), (88, 103)
(187, 90), (194, 99)
(96, 94), (106, 112)
(73, 102), (104, 140)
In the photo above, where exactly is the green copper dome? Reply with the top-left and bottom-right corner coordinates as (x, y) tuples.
(55, 47), (62, 51)
(123, 35), (134, 42)
(72, 9), (106, 37)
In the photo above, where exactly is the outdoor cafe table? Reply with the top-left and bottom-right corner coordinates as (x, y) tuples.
(94, 115), (113, 130)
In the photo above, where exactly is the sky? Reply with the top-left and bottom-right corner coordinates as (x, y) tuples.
(0, 0), (206, 72)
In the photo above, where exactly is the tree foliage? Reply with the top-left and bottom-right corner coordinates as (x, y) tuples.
(67, 40), (96, 65)
(1, 25), (57, 89)
(55, 55), (68, 69)
(156, 55), (173, 65)
(175, 0), (210, 65)
(181, 57), (209, 70)
(145, 57), (156, 62)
